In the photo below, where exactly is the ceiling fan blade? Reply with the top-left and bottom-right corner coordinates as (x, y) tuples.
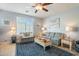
(42, 3), (53, 6)
(42, 8), (48, 12)
(32, 6), (35, 7)
(35, 10), (38, 13)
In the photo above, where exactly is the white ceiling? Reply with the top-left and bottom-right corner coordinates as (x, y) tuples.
(0, 3), (79, 18)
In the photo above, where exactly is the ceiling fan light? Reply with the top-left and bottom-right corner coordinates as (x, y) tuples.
(43, 6), (47, 8)
(35, 4), (43, 10)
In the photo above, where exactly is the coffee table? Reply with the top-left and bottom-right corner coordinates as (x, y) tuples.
(34, 38), (52, 50)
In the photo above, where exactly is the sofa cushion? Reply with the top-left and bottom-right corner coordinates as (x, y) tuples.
(23, 32), (30, 37)
(49, 32), (63, 45)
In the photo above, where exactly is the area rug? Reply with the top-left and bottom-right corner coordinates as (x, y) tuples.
(16, 42), (74, 56)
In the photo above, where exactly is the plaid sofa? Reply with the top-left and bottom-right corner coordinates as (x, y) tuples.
(43, 32), (63, 46)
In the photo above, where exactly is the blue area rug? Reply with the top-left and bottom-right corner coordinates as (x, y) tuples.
(16, 42), (74, 56)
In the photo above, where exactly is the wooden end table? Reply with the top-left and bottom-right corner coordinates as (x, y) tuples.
(61, 39), (73, 51)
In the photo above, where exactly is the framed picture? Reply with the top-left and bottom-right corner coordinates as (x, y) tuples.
(50, 17), (60, 28)
(4, 20), (10, 25)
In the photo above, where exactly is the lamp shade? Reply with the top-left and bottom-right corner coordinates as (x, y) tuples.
(66, 26), (75, 31)
(66, 26), (71, 31)
(41, 27), (47, 33)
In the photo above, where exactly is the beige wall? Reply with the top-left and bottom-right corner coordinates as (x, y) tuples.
(0, 10), (42, 42)
(0, 10), (16, 42)
(33, 18), (44, 35)
(43, 7), (79, 40)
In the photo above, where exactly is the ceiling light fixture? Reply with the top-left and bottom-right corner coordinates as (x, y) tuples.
(32, 3), (53, 13)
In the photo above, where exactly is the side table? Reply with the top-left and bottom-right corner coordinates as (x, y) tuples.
(61, 39), (73, 51)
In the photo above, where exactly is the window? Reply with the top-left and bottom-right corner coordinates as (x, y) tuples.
(16, 16), (34, 35)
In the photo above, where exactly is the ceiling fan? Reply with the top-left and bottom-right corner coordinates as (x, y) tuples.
(32, 3), (53, 13)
